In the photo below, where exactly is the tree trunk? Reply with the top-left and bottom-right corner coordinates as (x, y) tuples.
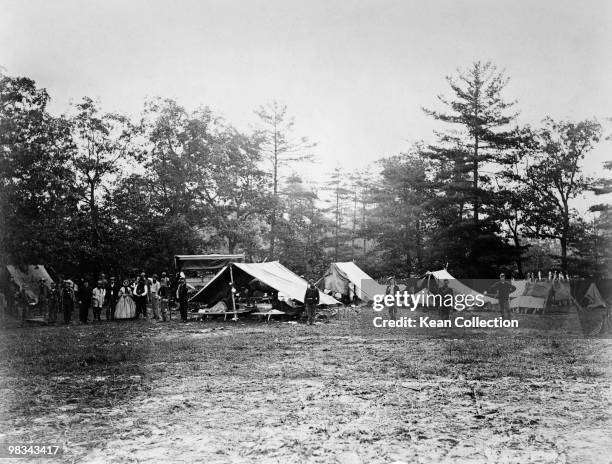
(512, 231), (524, 277)
(415, 218), (423, 272)
(351, 191), (357, 259)
(362, 198), (367, 256)
(334, 185), (340, 262)
(269, 138), (278, 259)
(560, 201), (570, 273)
(473, 134), (479, 222)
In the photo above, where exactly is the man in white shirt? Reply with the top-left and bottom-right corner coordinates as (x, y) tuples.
(150, 274), (161, 320)
(92, 281), (106, 322)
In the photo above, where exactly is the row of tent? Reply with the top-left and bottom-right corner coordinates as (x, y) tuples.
(188, 259), (610, 336)
(189, 260), (497, 310)
(5, 260), (608, 318)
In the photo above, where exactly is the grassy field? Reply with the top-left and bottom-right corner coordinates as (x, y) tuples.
(0, 308), (611, 463)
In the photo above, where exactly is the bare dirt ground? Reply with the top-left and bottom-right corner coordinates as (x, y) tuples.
(0, 308), (611, 463)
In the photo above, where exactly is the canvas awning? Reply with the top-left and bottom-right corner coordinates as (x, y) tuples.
(190, 261), (340, 306)
(174, 254), (245, 271)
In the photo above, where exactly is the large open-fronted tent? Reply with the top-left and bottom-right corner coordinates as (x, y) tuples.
(317, 262), (383, 302)
(190, 261), (340, 308)
(424, 269), (497, 309)
(4, 265), (53, 303)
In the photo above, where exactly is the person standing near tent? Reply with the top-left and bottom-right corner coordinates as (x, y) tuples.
(488, 273), (516, 320)
(47, 282), (60, 325)
(78, 280), (92, 324)
(348, 282), (356, 304)
(438, 279), (454, 320)
(385, 277), (400, 320)
(38, 279), (49, 317)
(304, 280), (319, 325)
(176, 276), (189, 322)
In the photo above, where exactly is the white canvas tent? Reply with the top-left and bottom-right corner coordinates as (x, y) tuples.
(425, 269), (497, 308)
(317, 262), (383, 302)
(190, 261), (340, 307)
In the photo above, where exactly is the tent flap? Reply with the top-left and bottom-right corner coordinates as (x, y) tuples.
(318, 262), (382, 302)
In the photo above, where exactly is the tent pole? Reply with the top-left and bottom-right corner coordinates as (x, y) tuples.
(229, 264), (237, 321)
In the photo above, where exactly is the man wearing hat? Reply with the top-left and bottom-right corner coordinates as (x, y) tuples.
(488, 273), (516, 320)
(106, 276), (120, 321)
(176, 275), (189, 322)
(303, 279), (320, 325)
(61, 280), (76, 324)
(92, 281), (106, 322)
(158, 272), (170, 321)
(77, 279), (92, 324)
(132, 274), (149, 319)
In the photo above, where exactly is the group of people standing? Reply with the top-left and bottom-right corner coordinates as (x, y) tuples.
(37, 271), (192, 325)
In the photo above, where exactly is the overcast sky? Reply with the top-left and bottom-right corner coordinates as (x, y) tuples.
(1, 0), (611, 206)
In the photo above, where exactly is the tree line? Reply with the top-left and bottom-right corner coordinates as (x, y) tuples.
(1, 61), (610, 281)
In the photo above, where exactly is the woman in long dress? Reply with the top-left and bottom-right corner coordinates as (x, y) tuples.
(114, 280), (136, 319)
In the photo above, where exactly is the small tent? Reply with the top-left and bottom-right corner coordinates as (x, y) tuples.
(5, 265), (53, 303)
(570, 280), (610, 335)
(425, 269), (497, 308)
(190, 261), (340, 308)
(510, 280), (571, 313)
(317, 262), (383, 302)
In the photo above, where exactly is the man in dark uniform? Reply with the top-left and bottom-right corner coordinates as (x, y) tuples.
(176, 276), (189, 322)
(385, 277), (400, 320)
(303, 280), (319, 325)
(38, 279), (49, 317)
(488, 273), (516, 320)
(438, 279), (454, 320)
(106, 276), (120, 321)
(61, 281), (76, 324)
(48, 282), (60, 325)
(78, 280), (92, 324)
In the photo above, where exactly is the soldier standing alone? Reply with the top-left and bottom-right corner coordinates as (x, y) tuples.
(303, 280), (319, 325)
(488, 273), (516, 320)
